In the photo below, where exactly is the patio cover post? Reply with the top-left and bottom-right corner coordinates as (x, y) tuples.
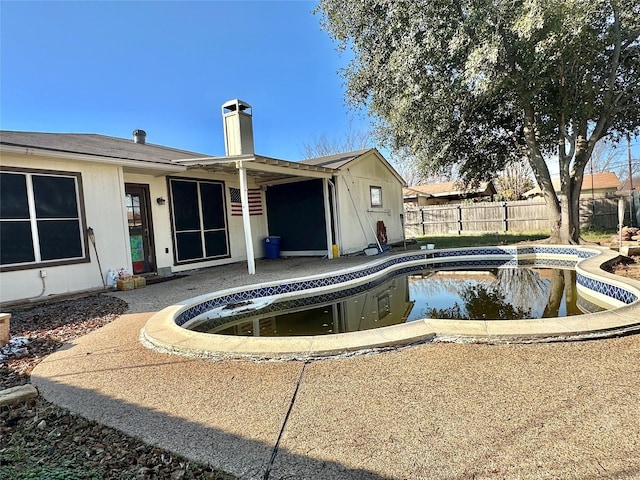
(236, 161), (256, 274)
(323, 178), (333, 258)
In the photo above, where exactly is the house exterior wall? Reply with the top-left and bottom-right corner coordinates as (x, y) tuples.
(0, 152), (271, 305)
(334, 152), (404, 255)
(1, 152), (130, 304)
(123, 169), (269, 275)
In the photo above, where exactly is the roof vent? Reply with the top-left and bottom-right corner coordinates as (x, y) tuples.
(133, 129), (146, 145)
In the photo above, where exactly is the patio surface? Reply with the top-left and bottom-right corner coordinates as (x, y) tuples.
(31, 254), (640, 479)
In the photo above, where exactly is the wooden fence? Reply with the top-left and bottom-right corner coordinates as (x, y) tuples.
(403, 197), (630, 237)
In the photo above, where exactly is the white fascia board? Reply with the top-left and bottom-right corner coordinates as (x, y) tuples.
(0, 145), (187, 175)
(174, 155), (333, 180)
(245, 161), (332, 179)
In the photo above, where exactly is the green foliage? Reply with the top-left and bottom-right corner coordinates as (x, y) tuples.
(415, 231), (550, 249)
(317, 0), (640, 242)
(0, 466), (104, 480)
(426, 284), (532, 320)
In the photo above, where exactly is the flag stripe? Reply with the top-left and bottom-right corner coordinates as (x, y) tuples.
(229, 187), (263, 216)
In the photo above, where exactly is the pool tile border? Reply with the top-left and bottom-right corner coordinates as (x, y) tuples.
(141, 245), (640, 360)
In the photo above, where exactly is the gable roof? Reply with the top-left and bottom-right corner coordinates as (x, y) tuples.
(0, 131), (205, 165)
(300, 149), (372, 169)
(1, 131), (405, 186)
(301, 148), (406, 185)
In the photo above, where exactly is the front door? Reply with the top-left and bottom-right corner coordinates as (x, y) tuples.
(125, 184), (156, 275)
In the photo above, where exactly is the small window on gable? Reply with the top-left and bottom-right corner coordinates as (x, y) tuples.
(370, 186), (383, 207)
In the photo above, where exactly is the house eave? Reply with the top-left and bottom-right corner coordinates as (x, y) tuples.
(0, 144), (187, 175)
(173, 154), (335, 184)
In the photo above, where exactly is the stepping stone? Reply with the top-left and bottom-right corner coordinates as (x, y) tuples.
(0, 384), (38, 407)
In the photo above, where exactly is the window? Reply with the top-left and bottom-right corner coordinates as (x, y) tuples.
(370, 186), (383, 207)
(169, 178), (229, 263)
(0, 168), (87, 270)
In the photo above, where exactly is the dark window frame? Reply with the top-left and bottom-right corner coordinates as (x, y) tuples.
(168, 177), (230, 265)
(0, 166), (89, 272)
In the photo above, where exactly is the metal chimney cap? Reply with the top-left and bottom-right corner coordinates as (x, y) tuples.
(222, 99), (252, 114)
(133, 129), (147, 144)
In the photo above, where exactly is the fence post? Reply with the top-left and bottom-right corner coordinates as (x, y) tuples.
(502, 202), (508, 232)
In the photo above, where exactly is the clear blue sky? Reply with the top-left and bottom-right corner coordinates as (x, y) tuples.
(1, 1), (637, 176)
(0, 0), (367, 160)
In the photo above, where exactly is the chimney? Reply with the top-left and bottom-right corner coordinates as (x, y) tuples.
(222, 99), (254, 156)
(133, 129), (146, 145)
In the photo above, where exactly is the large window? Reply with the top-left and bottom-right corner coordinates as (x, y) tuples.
(169, 178), (229, 263)
(0, 168), (87, 270)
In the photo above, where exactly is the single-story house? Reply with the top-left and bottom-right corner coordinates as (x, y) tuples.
(403, 181), (497, 207)
(523, 172), (621, 199)
(0, 100), (405, 305)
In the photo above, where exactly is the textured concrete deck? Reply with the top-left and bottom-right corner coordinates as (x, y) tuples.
(31, 252), (640, 479)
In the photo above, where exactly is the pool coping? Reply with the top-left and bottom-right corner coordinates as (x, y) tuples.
(140, 245), (640, 360)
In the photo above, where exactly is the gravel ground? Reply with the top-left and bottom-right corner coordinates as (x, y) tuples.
(1, 252), (638, 480)
(1, 295), (234, 480)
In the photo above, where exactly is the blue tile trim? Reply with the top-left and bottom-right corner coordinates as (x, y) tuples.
(577, 273), (638, 304)
(174, 246), (633, 326)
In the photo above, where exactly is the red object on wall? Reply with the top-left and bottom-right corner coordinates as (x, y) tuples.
(376, 221), (387, 245)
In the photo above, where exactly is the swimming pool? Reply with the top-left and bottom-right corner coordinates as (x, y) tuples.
(140, 245), (640, 360)
(189, 266), (599, 337)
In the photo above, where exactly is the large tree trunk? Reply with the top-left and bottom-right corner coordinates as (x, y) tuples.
(542, 269), (565, 317)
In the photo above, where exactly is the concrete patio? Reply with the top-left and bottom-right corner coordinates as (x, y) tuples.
(31, 253), (640, 479)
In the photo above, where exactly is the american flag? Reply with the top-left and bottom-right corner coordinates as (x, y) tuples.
(229, 187), (263, 216)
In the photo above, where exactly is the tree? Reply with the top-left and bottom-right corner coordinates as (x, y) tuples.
(300, 120), (429, 185)
(316, 0), (640, 243)
(300, 118), (372, 159)
(494, 160), (534, 200)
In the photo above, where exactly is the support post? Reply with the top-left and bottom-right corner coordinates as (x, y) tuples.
(502, 202), (508, 232)
(322, 178), (333, 258)
(237, 162), (256, 275)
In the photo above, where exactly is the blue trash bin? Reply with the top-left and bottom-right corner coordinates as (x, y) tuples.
(264, 236), (281, 259)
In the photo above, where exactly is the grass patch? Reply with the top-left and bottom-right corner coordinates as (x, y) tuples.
(581, 228), (617, 243)
(412, 231), (550, 249)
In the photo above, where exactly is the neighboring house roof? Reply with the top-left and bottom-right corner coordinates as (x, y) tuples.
(619, 176), (640, 191)
(403, 181), (495, 199)
(524, 172), (621, 197)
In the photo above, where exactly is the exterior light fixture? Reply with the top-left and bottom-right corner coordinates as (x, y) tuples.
(156, 197), (166, 205)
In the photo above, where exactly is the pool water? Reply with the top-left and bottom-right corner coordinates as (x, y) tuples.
(190, 267), (594, 337)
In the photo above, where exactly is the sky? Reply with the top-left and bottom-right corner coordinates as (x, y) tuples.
(0, 0), (367, 160)
(1, 1), (638, 178)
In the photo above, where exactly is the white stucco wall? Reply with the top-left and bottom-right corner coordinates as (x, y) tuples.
(0, 153), (272, 305)
(0, 153), (130, 304)
(335, 152), (405, 255)
(123, 169), (269, 275)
